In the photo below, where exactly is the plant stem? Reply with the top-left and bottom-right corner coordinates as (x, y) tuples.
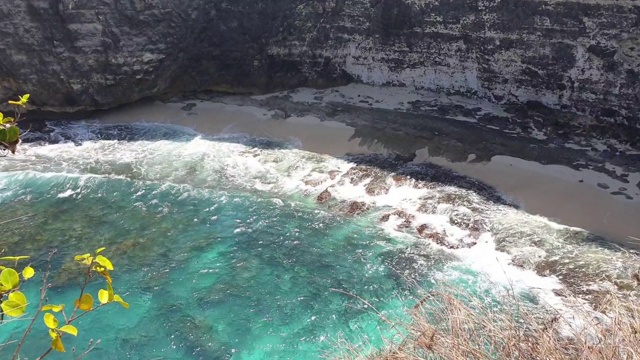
(68, 304), (104, 323)
(34, 304), (105, 360)
(68, 264), (93, 321)
(35, 347), (52, 360)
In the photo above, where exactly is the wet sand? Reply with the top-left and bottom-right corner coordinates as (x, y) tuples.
(424, 154), (640, 247)
(98, 101), (385, 156)
(96, 99), (640, 247)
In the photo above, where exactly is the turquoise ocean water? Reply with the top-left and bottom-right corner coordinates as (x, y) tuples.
(0, 122), (633, 359)
(0, 123), (466, 359)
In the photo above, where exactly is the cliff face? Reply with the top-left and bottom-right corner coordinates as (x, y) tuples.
(0, 0), (638, 127)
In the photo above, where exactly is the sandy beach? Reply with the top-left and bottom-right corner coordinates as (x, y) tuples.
(95, 97), (640, 248)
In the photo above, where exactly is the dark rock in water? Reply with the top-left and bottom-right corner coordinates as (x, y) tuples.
(597, 182), (611, 189)
(449, 212), (488, 233)
(316, 189), (332, 203)
(416, 223), (478, 249)
(343, 165), (380, 185)
(380, 209), (415, 227)
(348, 155), (513, 207)
(304, 176), (328, 187)
(391, 175), (411, 186)
(365, 180), (391, 196)
(393, 209), (415, 222)
(328, 170), (341, 180)
(342, 201), (369, 216)
(416, 224), (452, 248)
(342, 164), (391, 195)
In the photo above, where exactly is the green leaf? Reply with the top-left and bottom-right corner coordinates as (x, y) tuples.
(0, 124), (20, 143)
(1, 300), (26, 317)
(74, 253), (90, 261)
(96, 269), (112, 284)
(6, 125), (19, 143)
(58, 325), (78, 336)
(98, 289), (109, 304)
(44, 313), (59, 329)
(20, 94), (30, 103)
(42, 304), (65, 312)
(95, 255), (114, 271)
(0, 256), (29, 261)
(74, 254), (93, 265)
(51, 336), (65, 352)
(22, 266), (35, 280)
(0, 268), (20, 289)
(74, 293), (93, 311)
(0, 115), (15, 125)
(113, 294), (129, 309)
(95, 247), (106, 254)
(8, 290), (27, 306)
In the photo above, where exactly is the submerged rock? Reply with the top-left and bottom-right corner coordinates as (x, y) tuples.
(380, 209), (416, 230)
(341, 201), (369, 216)
(509, 247), (547, 270)
(391, 175), (411, 186)
(365, 180), (391, 196)
(303, 176), (329, 187)
(316, 188), (332, 204)
(328, 170), (342, 180)
(449, 212), (488, 233)
(416, 224), (451, 248)
(342, 165), (381, 185)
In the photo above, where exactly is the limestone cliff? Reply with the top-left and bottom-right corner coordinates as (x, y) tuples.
(0, 0), (638, 128)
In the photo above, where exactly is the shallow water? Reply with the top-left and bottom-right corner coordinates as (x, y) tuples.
(0, 122), (638, 359)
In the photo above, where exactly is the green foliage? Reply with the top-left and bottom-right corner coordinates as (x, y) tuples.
(0, 95), (130, 358)
(0, 248), (130, 358)
(0, 94), (30, 154)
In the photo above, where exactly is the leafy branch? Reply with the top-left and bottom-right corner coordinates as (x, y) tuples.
(0, 94), (29, 155)
(0, 247), (129, 359)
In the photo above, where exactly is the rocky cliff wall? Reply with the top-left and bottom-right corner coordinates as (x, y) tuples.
(0, 0), (638, 129)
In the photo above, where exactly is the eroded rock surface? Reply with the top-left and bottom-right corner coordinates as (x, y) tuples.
(1, 0), (638, 133)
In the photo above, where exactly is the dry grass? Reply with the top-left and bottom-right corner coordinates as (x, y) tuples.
(336, 288), (640, 360)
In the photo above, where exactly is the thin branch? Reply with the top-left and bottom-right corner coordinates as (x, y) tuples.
(36, 261), (95, 359)
(68, 304), (106, 323)
(36, 347), (52, 360)
(11, 250), (57, 360)
(73, 339), (101, 360)
(68, 264), (93, 321)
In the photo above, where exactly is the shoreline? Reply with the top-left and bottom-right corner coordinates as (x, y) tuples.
(91, 88), (640, 247)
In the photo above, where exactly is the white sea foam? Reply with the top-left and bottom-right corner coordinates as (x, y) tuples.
(6, 121), (637, 333)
